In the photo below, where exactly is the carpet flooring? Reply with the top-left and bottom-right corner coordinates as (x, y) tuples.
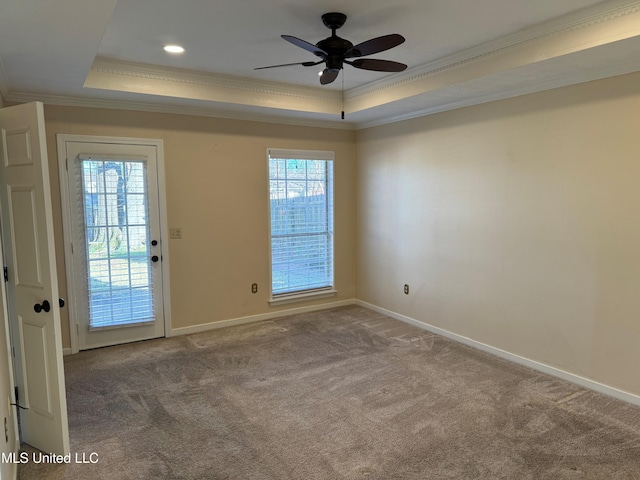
(18, 306), (640, 479)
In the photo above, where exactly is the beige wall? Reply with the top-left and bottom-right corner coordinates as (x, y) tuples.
(38, 70), (640, 397)
(356, 71), (640, 397)
(44, 106), (356, 349)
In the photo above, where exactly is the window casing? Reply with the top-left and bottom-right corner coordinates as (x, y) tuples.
(268, 149), (334, 301)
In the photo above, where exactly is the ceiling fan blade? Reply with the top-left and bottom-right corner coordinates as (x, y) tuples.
(254, 60), (323, 70)
(320, 69), (339, 85)
(346, 58), (407, 72)
(282, 35), (328, 56)
(345, 34), (405, 58)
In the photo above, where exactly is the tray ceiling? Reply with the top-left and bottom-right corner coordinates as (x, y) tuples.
(2, 0), (640, 128)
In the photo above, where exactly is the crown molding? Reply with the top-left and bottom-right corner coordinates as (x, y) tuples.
(5, 91), (355, 130)
(347, 0), (640, 101)
(354, 53), (640, 130)
(89, 58), (339, 103)
(86, 58), (344, 116)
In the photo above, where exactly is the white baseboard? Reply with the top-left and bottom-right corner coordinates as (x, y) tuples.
(64, 297), (640, 407)
(356, 300), (640, 408)
(169, 299), (356, 337)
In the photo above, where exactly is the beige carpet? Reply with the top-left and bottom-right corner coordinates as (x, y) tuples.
(18, 306), (640, 479)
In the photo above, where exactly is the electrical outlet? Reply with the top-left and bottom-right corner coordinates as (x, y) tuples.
(170, 227), (182, 239)
(251, 283), (258, 294)
(404, 284), (410, 295)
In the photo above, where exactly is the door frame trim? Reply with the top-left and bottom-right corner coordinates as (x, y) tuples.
(56, 134), (172, 354)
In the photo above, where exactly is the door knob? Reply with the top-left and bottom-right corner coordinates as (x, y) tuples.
(151, 255), (159, 263)
(59, 298), (65, 308)
(34, 300), (51, 313)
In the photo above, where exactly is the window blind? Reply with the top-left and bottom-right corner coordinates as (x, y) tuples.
(268, 149), (334, 297)
(76, 156), (155, 329)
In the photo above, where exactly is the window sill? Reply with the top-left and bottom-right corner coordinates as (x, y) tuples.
(269, 289), (337, 306)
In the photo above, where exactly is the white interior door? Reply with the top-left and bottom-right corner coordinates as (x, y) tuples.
(61, 140), (165, 350)
(0, 232), (18, 480)
(0, 102), (70, 455)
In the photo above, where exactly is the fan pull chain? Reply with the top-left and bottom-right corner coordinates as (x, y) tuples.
(341, 71), (345, 120)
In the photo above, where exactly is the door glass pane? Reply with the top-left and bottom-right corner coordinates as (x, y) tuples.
(82, 160), (154, 329)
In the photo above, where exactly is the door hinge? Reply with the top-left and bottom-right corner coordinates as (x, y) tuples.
(11, 387), (26, 411)
(3, 266), (7, 283)
(65, 158), (68, 171)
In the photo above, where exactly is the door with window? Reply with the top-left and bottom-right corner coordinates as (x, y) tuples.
(59, 138), (166, 350)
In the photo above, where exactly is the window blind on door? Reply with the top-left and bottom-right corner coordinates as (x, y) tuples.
(76, 156), (155, 329)
(268, 149), (334, 297)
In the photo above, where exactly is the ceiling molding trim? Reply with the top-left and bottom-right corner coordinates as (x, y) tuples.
(347, 0), (640, 101)
(355, 57), (640, 130)
(90, 59), (339, 102)
(4, 91), (354, 130)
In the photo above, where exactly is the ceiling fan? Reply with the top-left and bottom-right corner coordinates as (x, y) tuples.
(255, 12), (407, 85)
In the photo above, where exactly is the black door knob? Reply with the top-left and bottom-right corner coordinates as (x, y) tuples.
(34, 300), (51, 313)
(151, 255), (159, 263)
(151, 240), (158, 246)
(59, 298), (65, 308)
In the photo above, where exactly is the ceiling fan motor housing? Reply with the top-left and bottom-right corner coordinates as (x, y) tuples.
(316, 36), (353, 72)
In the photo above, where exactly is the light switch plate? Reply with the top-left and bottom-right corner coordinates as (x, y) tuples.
(170, 227), (182, 239)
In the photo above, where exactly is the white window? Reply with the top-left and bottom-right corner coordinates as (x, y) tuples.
(268, 149), (335, 302)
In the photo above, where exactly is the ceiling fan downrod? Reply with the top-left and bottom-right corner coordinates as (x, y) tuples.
(317, 13), (353, 72)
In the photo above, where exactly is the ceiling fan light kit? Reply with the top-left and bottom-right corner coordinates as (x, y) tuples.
(255, 12), (407, 85)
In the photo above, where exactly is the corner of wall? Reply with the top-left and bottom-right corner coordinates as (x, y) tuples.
(355, 300), (640, 408)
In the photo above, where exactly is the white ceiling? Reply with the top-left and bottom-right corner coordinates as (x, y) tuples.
(2, 0), (640, 128)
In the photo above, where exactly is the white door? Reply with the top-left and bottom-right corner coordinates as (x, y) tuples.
(0, 102), (70, 455)
(0, 231), (18, 480)
(61, 140), (165, 350)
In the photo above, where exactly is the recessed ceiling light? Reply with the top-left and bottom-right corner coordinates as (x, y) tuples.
(163, 44), (185, 54)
